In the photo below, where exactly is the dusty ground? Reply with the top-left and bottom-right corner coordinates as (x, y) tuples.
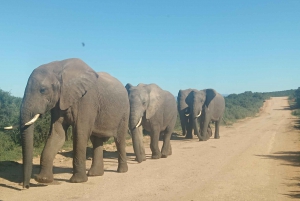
(1, 97), (300, 201)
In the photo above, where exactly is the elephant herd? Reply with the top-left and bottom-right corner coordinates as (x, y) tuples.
(6, 58), (225, 188)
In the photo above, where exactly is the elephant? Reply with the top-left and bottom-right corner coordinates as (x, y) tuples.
(125, 83), (177, 163)
(19, 58), (129, 188)
(177, 89), (197, 139)
(177, 89), (213, 139)
(185, 89), (225, 141)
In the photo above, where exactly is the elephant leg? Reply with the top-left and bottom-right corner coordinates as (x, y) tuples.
(150, 127), (161, 159)
(207, 124), (213, 138)
(185, 116), (193, 139)
(114, 119), (128, 173)
(214, 120), (220, 139)
(70, 128), (90, 183)
(169, 143), (172, 155)
(87, 135), (104, 176)
(161, 126), (173, 158)
(35, 121), (67, 183)
(179, 112), (186, 136)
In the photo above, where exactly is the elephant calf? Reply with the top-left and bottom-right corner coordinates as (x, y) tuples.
(125, 83), (177, 163)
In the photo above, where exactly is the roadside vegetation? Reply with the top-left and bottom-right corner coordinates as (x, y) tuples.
(0, 88), (297, 161)
(291, 88), (300, 128)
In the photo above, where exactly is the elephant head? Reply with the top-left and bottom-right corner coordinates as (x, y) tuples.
(20, 58), (98, 188)
(125, 83), (161, 162)
(186, 89), (217, 140)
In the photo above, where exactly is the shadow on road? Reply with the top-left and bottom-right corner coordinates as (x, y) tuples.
(257, 151), (300, 198)
(257, 151), (300, 167)
(0, 160), (73, 191)
(294, 119), (300, 130)
(0, 146), (140, 191)
(171, 132), (198, 140)
(283, 177), (300, 199)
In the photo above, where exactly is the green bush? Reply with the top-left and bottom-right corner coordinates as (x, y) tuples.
(295, 87), (300, 107)
(222, 91), (269, 124)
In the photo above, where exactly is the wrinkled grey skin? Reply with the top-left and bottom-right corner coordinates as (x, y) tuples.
(177, 89), (197, 139)
(186, 89), (225, 141)
(125, 83), (177, 163)
(20, 58), (129, 188)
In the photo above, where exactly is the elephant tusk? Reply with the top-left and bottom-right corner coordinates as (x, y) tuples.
(4, 126), (13, 130)
(184, 107), (190, 117)
(196, 111), (202, 118)
(25, 114), (40, 126)
(135, 117), (142, 128)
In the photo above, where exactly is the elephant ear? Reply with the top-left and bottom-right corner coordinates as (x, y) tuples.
(185, 90), (194, 107)
(59, 58), (99, 110)
(125, 83), (133, 94)
(145, 84), (162, 120)
(204, 89), (217, 106)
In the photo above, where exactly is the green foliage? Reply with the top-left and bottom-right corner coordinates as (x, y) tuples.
(174, 114), (181, 131)
(291, 109), (300, 117)
(223, 91), (270, 124)
(262, 89), (296, 98)
(0, 89), (22, 160)
(295, 87), (300, 107)
(33, 112), (51, 147)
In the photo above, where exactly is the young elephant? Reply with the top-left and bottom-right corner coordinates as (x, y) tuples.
(186, 89), (225, 141)
(125, 83), (177, 163)
(20, 58), (129, 188)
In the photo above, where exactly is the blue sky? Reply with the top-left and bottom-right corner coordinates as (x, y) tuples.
(0, 1), (299, 97)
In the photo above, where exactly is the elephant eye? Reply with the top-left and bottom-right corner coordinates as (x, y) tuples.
(40, 88), (47, 94)
(142, 101), (146, 106)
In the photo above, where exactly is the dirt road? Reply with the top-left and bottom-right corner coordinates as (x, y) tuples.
(1, 97), (300, 200)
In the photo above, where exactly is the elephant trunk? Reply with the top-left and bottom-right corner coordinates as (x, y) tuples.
(179, 111), (186, 136)
(193, 117), (204, 141)
(129, 108), (144, 163)
(20, 108), (35, 189)
(21, 125), (34, 189)
(131, 127), (144, 163)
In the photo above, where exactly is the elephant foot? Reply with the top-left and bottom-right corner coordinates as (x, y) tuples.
(135, 155), (146, 163)
(161, 148), (172, 158)
(214, 136), (220, 139)
(70, 173), (88, 183)
(161, 154), (169, 158)
(151, 153), (161, 159)
(87, 167), (104, 176)
(185, 135), (193, 139)
(198, 137), (208, 141)
(117, 163), (128, 173)
(34, 174), (53, 183)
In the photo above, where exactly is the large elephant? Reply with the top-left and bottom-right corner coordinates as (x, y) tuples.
(20, 58), (129, 188)
(177, 89), (196, 139)
(125, 83), (177, 163)
(186, 89), (225, 141)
